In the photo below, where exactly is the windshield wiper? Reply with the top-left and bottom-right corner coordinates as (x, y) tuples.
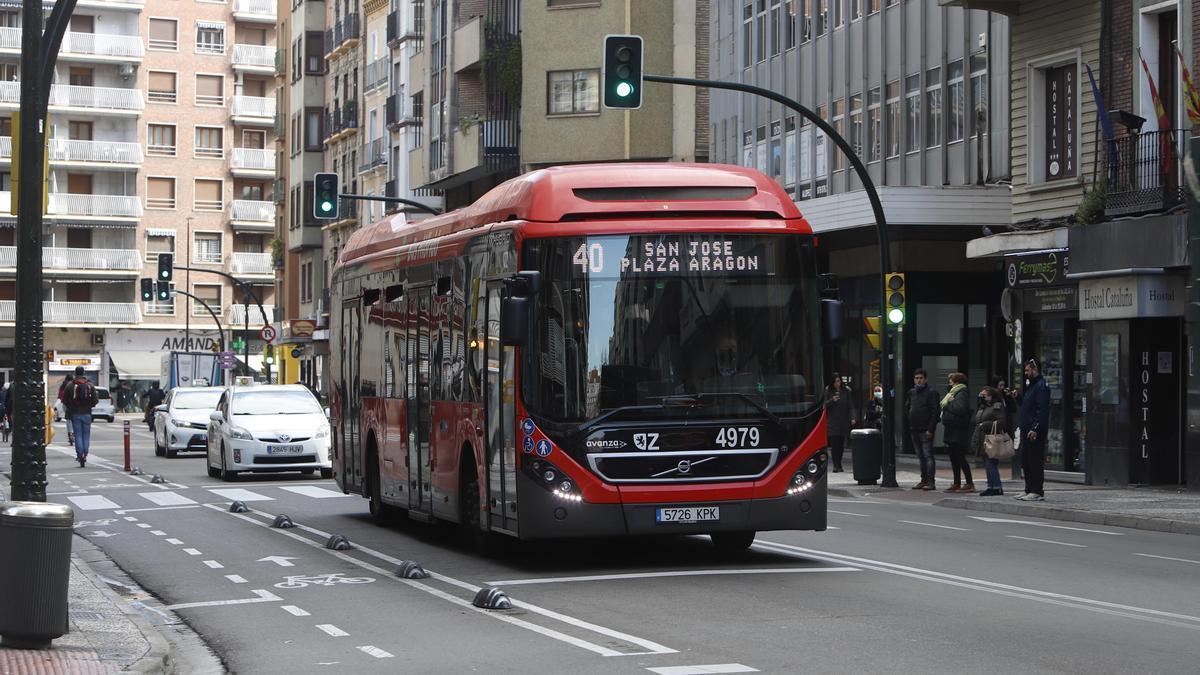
(573, 400), (698, 438)
(657, 392), (783, 428)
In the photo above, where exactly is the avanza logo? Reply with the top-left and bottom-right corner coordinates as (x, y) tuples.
(633, 433), (660, 451)
(586, 438), (627, 449)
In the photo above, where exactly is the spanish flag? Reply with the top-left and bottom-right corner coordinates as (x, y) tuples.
(1138, 48), (1174, 176)
(1172, 43), (1200, 125)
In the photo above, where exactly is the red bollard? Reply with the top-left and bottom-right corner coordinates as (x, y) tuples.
(123, 420), (131, 472)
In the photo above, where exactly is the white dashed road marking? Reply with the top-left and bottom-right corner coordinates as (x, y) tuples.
(66, 495), (121, 511)
(136, 523), (152, 529)
(1133, 553), (1200, 566)
(647, 665), (759, 674)
(487, 567), (858, 586)
(138, 491), (198, 507)
(225, 575), (248, 584)
(898, 520), (972, 532)
(166, 538), (184, 545)
(207, 488), (274, 502)
(183, 548), (202, 556)
(316, 624), (348, 637)
(278, 485), (349, 499)
(281, 605), (310, 616)
(357, 646), (394, 658)
(1007, 535), (1087, 548)
(203, 560), (224, 569)
(150, 530), (166, 536)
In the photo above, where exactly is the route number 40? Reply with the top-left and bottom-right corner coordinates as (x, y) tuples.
(714, 427), (760, 448)
(573, 243), (605, 273)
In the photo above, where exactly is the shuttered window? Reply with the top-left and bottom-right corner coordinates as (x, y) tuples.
(148, 18), (177, 51)
(146, 176), (175, 209)
(193, 179), (223, 211)
(195, 74), (224, 106)
(148, 71), (176, 103)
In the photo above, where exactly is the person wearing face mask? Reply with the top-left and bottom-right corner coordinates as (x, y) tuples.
(823, 373), (855, 472)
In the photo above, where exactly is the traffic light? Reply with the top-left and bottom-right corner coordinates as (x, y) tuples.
(885, 272), (907, 325)
(264, 343), (275, 366)
(140, 278), (154, 302)
(602, 35), (644, 109)
(156, 281), (171, 302)
(314, 172), (339, 219)
(863, 316), (882, 350)
(157, 252), (173, 282)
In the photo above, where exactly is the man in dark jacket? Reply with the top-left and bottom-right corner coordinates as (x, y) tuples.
(906, 368), (940, 490)
(1017, 358), (1051, 501)
(63, 366), (99, 467)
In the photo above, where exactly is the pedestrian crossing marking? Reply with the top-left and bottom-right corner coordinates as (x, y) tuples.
(279, 486), (350, 499)
(207, 488), (274, 502)
(67, 495), (121, 511)
(138, 492), (198, 507)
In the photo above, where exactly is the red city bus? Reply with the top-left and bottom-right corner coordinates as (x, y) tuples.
(329, 163), (836, 550)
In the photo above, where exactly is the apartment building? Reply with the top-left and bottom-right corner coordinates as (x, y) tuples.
(0, 0), (278, 399)
(711, 0), (1012, 452)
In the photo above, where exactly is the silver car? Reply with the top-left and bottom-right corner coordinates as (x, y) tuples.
(206, 385), (332, 480)
(154, 387), (224, 458)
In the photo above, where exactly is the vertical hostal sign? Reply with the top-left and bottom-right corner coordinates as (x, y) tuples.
(1045, 65), (1077, 180)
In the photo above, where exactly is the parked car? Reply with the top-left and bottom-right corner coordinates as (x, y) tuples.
(154, 387), (224, 458)
(54, 387), (115, 423)
(206, 384), (332, 481)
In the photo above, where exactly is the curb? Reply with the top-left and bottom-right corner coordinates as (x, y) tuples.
(935, 496), (1200, 536)
(71, 540), (174, 674)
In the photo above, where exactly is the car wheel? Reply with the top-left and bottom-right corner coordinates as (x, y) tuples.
(207, 463), (220, 478)
(220, 445), (238, 481)
(710, 531), (756, 551)
(154, 437), (165, 457)
(166, 448), (177, 459)
(320, 468), (333, 480)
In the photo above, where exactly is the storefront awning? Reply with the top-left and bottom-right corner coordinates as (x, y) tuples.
(108, 350), (162, 379)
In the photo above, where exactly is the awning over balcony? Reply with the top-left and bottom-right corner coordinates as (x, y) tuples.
(108, 350), (161, 378)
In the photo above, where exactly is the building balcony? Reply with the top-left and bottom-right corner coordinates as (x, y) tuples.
(75, 0), (145, 11)
(0, 300), (140, 326)
(357, 138), (387, 174)
(364, 57), (389, 93)
(230, 199), (275, 232)
(231, 148), (275, 177)
(0, 82), (143, 115)
(233, 0), (277, 24)
(0, 137), (143, 169)
(1105, 129), (1186, 218)
(273, 178), (286, 205)
(452, 16), (482, 73)
(0, 246), (142, 277)
(274, 47), (287, 77)
(232, 95), (275, 126)
(385, 94), (419, 128)
(0, 191), (142, 219)
(387, 9), (421, 46)
(324, 13), (361, 60)
(228, 303), (274, 326)
(229, 251), (274, 280)
(324, 102), (359, 143)
(232, 44), (276, 74)
(937, 0), (1021, 15)
(60, 31), (145, 62)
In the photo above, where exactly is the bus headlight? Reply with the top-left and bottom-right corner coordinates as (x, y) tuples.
(788, 471), (813, 496)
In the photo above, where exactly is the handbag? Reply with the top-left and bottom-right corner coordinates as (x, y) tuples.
(984, 421), (1015, 460)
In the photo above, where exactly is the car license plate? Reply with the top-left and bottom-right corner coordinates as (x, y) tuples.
(655, 506), (720, 524)
(266, 444), (304, 455)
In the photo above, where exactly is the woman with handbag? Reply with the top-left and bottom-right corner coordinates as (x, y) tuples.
(971, 386), (1012, 496)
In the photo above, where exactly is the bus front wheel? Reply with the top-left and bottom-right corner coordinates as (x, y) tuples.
(710, 531), (756, 551)
(460, 455), (501, 557)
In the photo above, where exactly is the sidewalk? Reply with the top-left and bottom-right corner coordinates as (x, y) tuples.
(0, 536), (172, 675)
(830, 450), (1200, 536)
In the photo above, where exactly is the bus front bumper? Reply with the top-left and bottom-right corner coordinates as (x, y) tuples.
(516, 473), (827, 540)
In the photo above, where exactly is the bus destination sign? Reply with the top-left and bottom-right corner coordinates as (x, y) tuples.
(573, 236), (774, 277)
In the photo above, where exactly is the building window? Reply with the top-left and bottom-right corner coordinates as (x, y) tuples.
(743, 1), (753, 68)
(194, 126), (223, 159)
(755, 0), (767, 62)
(147, 71), (177, 103)
(195, 74), (224, 106)
(193, 283), (222, 316)
(947, 58), (964, 143)
(833, 0), (843, 28)
(547, 69), (599, 115)
(300, 260), (313, 303)
(851, 0), (862, 20)
(195, 22), (225, 55)
(145, 230), (175, 263)
(868, 0), (880, 14)
(305, 31), (325, 74)
(304, 108), (323, 151)
(193, 233), (223, 264)
(800, 0), (811, 43)
(146, 176), (175, 209)
(925, 66), (942, 148)
(815, 0), (826, 36)
(147, 123), (176, 156)
(970, 52), (988, 136)
(784, 116), (797, 186)
(769, 0), (781, 56)
(867, 86), (881, 162)
(147, 18), (178, 51)
(849, 92), (863, 159)
(785, 0), (796, 49)
(885, 80), (900, 158)
(145, 282), (175, 315)
(194, 179), (223, 211)
(831, 98), (844, 170)
(905, 74), (920, 153)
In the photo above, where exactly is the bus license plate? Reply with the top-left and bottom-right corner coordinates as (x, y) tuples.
(656, 506), (719, 524)
(267, 444), (304, 455)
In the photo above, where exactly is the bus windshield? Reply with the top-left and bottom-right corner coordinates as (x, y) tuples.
(523, 233), (821, 423)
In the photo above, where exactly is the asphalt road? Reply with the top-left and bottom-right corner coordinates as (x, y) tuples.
(6, 418), (1200, 674)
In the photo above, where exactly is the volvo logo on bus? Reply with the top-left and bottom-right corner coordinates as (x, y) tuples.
(676, 460), (692, 474)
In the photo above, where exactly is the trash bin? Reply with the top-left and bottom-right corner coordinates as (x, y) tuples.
(0, 501), (74, 649)
(850, 428), (882, 486)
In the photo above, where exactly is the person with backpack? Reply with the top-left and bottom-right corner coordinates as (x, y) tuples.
(63, 366), (99, 467)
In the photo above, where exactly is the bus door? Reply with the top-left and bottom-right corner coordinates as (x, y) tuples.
(406, 286), (433, 514)
(341, 299), (362, 490)
(484, 281), (517, 533)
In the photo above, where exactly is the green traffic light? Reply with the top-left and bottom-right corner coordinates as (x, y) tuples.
(615, 82), (634, 98)
(888, 308), (905, 324)
(321, 200), (333, 213)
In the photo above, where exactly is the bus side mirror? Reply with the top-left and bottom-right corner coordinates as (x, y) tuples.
(821, 298), (845, 344)
(501, 296), (530, 346)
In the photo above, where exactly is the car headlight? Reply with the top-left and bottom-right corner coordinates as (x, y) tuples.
(171, 416), (185, 427)
(228, 427), (254, 441)
(315, 426), (329, 439)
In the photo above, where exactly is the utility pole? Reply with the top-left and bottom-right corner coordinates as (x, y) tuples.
(1186, 136), (1200, 492)
(10, 0), (78, 502)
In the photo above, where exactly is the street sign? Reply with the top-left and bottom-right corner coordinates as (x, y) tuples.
(219, 351), (237, 369)
(291, 347), (303, 359)
(260, 325), (277, 343)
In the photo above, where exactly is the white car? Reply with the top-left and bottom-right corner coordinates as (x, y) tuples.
(54, 386), (115, 423)
(154, 387), (223, 458)
(206, 384), (332, 481)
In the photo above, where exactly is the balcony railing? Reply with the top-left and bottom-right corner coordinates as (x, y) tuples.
(0, 192), (141, 218)
(0, 301), (140, 324)
(232, 95), (275, 119)
(1105, 128), (1186, 217)
(230, 251), (273, 275)
(228, 303), (274, 326)
(233, 0), (276, 21)
(232, 44), (275, 69)
(231, 148), (273, 171)
(324, 102), (359, 139)
(0, 137), (144, 165)
(325, 13), (361, 57)
(364, 57), (389, 92)
(387, 9), (420, 45)
(61, 31), (145, 59)
(358, 138), (387, 173)
(230, 199), (274, 222)
(0, 27), (17, 49)
(0, 246), (142, 271)
(0, 81), (143, 112)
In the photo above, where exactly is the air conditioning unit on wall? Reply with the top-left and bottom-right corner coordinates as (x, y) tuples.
(92, 333), (105, 346)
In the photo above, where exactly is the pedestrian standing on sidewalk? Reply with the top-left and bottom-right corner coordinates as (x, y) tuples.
(939, 372), (974, 492)
(906, 368), (940, 490)
(972, 386), (1010, 496)
(823, 373), (855, 472)
(1016, 358), (1051, 501)
(63, 366), (99, 467)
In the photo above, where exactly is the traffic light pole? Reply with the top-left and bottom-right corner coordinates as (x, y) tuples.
(170, 290), (226, 354)
(643, 73), (898, 487)
(175, 266), (271, 382)
(10, 0), (78, 502)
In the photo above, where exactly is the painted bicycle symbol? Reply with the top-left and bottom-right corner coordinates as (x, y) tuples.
(273, 573), (376, 589)
(73, 518), (117, 529)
